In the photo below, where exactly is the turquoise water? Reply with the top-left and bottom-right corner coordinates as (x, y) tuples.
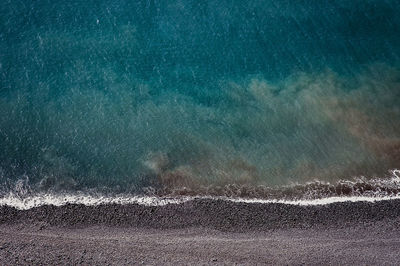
(1, 0), (399, 195)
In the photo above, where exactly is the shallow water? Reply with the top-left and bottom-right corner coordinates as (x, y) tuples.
(1, 0), (399, 199)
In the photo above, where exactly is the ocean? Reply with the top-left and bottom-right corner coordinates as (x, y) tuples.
(1, 0), (400, 206)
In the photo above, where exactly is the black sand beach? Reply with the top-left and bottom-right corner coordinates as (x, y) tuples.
(2, 0), (400, 264)
(1, 198), (400, 264)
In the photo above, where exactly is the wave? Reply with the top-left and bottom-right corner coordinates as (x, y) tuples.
(2, 169), (399, 210)
(2, 191), (400, 211)
(156, 169), (400, 198)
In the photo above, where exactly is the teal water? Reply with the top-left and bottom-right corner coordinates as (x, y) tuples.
(1, 0), (399, 196)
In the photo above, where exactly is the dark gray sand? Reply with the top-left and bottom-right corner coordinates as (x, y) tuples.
(1, 199), (400, 265)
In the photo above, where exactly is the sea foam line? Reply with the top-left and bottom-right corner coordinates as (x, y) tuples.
(1, 193), (400, 210)
(0, 193), (190, 210)
(1, 169), (399, 210)
(226, 195), (400, 205)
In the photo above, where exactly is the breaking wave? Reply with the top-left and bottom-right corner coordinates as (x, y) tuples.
(1, 170), (399, 210)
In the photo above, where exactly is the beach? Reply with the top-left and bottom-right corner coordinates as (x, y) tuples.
(1, 198), (400, 265)
(1, 0), (400, 264)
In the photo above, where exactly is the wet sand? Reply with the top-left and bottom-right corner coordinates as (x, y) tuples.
(1, 199), (400, 265)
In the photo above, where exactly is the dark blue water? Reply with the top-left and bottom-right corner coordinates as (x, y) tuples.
(1, 0), (399, 197)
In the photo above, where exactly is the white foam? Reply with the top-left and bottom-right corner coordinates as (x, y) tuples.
(226, 195), (400, 205)
(1, 169), (399, 210)
(1, 193), (400, 210)
(0, 193), (190, 210)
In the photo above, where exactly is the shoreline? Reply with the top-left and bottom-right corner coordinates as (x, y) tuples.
(3, 193), (400, 210)
(2, 198), (400, 230)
